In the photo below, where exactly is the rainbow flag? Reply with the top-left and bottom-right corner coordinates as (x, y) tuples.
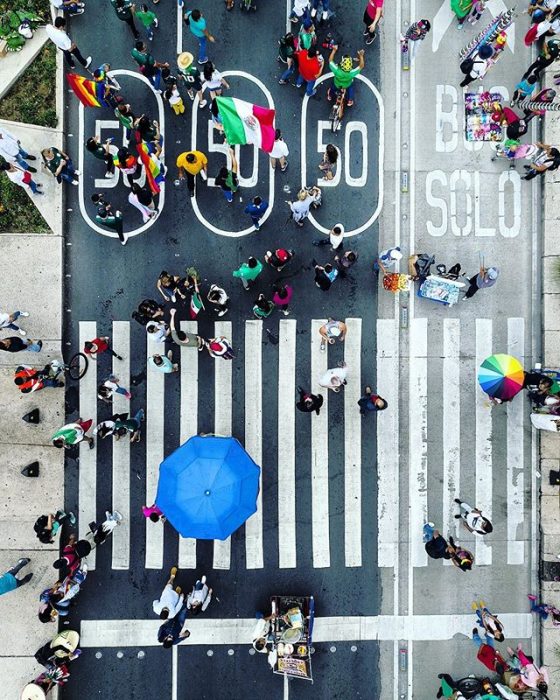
(66, 73), (102, 108)
(136, 141), (165, 195)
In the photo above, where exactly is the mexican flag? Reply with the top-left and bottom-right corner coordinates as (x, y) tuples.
(190, 291), (205, 319)
(215, 97), (276, 153)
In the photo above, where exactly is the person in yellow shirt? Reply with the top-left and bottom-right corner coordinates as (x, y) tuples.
(176, 150), (208, 197)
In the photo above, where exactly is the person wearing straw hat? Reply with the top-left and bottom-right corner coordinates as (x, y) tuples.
(177, 52), (207, 108)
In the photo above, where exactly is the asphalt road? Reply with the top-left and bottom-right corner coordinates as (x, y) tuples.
(61, 1), (382, 698)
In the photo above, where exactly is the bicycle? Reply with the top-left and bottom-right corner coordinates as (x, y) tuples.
(48, 353), (89, 381)
(329, 87), (346, 132)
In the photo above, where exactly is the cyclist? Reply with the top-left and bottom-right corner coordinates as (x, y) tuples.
(327, 46), (365, 107)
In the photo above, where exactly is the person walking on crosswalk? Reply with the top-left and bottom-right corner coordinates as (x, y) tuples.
(114, 409), (145, 443)
(319, 318), (347, 350)
(146, 319), (170, 343)
(186, 575), (213, 614)
(153, 567), (185, 620)
(206, 285), (229, 317)
(319, 363), (347, 392)
(358, 387), (388, 415)
(84, 335), (123, 361)
(454, 499), (493, 534)
(52, 419), (94, 450)
(169, 308), (205, 348)
(98, 375), (132, 403)
(149, 351), (179, 373)
(296, 387), (324, 415)
(205, 336), (235, 360)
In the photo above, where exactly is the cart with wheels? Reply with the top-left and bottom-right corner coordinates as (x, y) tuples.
(269, 595), (315, 682)
(417, 274), (465, 306)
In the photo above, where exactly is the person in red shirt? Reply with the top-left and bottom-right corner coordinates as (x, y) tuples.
(363, 0), (384, 45)
(295, 46), (324, 97)
(83, 336), (123, 360)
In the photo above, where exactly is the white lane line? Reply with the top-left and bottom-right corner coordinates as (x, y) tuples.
(213, 321), (232, 570)
(172, 644), (178, 700)
(78, 70), (165, 238)
(244, 320), (264, 570)
(475, 319), (493, 567)
(409, 318), (428, 568)
(344, 318), (362, 568)
(79, 322), (98, 569)
(111, 321), (130, 570)
(178, 321), (199, 569)
(283, 672), (289, 700)
(311, 319), (330, 568)
(285, 0), (290, 33)
(190, 71), (275, 238)
(145, 334), (165, 569)
(442, 319), (461, 554)
(278, 320), (297, 568)
(176, 0), (182, 56)
(507, 318), (525, 565)
(303, 74), (385, 236)
(80, 613), (533, 647)
(376, 319), (400, 568)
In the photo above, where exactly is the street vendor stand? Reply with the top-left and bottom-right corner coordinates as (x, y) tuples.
(417, 275), (465, 306)
(270, 595), (315, 682)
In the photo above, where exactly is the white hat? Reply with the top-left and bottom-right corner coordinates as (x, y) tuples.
(389, 248), (403, 261)
(21, 684), (47, 700)
(486, 267), (499, 280)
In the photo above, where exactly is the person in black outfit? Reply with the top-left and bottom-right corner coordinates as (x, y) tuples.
(112, 0), (140, 39)
(424, 529), (452, 560)
(296, 387), (324, 415)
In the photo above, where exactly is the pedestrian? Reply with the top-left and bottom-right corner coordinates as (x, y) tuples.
(34, 629), (81, 670)
(205, 336), (235, 360)
(244, 196), (269, 230)
(158, 603), (190, 647)
(96, 207), (127, 246)
(146, 319), (170, 343)
(184, 8), (215, 65)
(0, 558), (32, 596)
(215, 148), (239, 202)
(131, 41), (169, 91)
(527, 593), (560, 625)
(358, 387), (388, 414)
(136, 2), (158, 41)
(46, 17), (91, 69)
(92, 63), (121, 107)
(206, 284), (229, 317)
(0, 128), (37, 171)
(153, 566), (184, 619)
(169, 308), (205, 347)
(375, 246), (403, 273)
(272, 283), (293, 315)
(186, 574), (212, 614)
(269, 129), (289, 171)
(448, 535), (474, 571)
(98, 375), (132, 402)
(436, 673), (459, 699)
(400, 19), (431, 61)
(454, 498), (493, 534)
(253, 293), (275, 319)
(164, 83), (185, 115)
(318, 143), (338, 181)
(38, 565), (87, 623)
(142, 503), (166, 522)
(157, 270), (186, 303)
(176, 150), (208, 197)
(296, 387), (324, 414)
(423, 524), (453, 560)
(52, 419), (94, 449)
(298, 18), (316, 50)
(314, 262), (338, 290)
(52, 535), (91, 577)
(530, 411), (560, 432)
(523, 143), (560, 180)
(51, 0), (85, 15)
(114, 409), (145, 443)
(0, 336), (43, 352)
(472, 601), (505, 642)
(265, 248), (294, 272)
(202, 61), (229, 100)
(86, 136), (115, 177)
(288, 186), (321, 226)
(511, 74), (538, 105)
(363, 0), (383, 45)
(89, 510), (123, 546)
(233, 256), (263, 290)
(115, 102), (136, 139)
(149, 351), (179, 373)
(133, 298), (165, 326)
(329, 223), (344, 250)
(319, 363), (347, 392)
(522, 38), (560, 81)
(289, 0), (310, 23)
(451, 0), (472, 28)
(278, 32), (298, 84)
(310, 0), (330, 22)
(129, 182), (158, 222)
(319, 318), (347, 349)
(0, 161), (43, 195)
(334, 250), (358, 274)
(14, 365), (63, 393)
(177, 52), (207, 108)
(252, 611), (275, 652)
(83, 336), (123, 361)
(472, 625), (497, 651)
(462, 265), (499, 300)
(110, 0), (140, 39)
(94, 419), (118, 440)
(508, 644), (549, 693)
(41, 147), (79, 186)
(0, 309), (29, 335)
(34, 511), (75, 545)
(294, 45), (324, 97)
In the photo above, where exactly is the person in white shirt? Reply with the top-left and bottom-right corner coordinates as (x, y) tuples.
(252, 612), (275, 652)
(319, 363), (348, 392)
(530, 412), (560, 432)
(329, 223), (345, 250)
(269, 129), (289, 171)
(46, 16), (91, 69)
(454, 499), (493, 534)
(186, 575), (212, 615)
(0, 129), (36, 171)
(146, 319), (170, 343)
(153, 567), (184, 620)
(0, 161), (43, 195)
(0, 310), (29, 335)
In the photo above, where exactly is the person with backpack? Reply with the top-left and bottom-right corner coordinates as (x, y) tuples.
(296, 387), (324, 414)
(0, 161), (43, 195)
(184, 8), (215, 65)
(523, 142), (560, 179)
(265, 248), (295, 272)
(14, 365), (63, 393)
(131, 41), (169, 91)
(278, 33), (298, 84)
(215, 149), (239, 202)
(34, 511), (75, 544)
(53, 535), (91, 578)
(110, 0), (140, 39)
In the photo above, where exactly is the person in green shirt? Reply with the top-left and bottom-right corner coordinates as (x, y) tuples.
(327, 45), (365, 107)
(232, 257), (263, 290)
(110, 0), (140, 39)
(41, 147), (79, 185)
(95, 206), (128, 246)
(52, 420), (94, 449)
(131, 41), (168, 91)
(136, 3), (158, 41)
(86, 136), (115, 177)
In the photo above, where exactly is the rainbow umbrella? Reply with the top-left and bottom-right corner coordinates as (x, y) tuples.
(478, 354), (525, 401)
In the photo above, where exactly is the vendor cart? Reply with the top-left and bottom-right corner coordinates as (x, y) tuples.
(270, 595), (315, 682)
(417, 275), (465, 306)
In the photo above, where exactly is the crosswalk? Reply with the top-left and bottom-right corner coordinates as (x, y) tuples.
(76, 315), (530, 573)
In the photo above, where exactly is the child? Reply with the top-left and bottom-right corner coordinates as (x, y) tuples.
(468, 0), (487, 24)
(136, 3), (158, 42)
(164, 84), (185, 115)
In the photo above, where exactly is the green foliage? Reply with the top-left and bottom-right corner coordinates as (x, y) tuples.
(0, 42), (57, 127)
(0, 172), (50, 233)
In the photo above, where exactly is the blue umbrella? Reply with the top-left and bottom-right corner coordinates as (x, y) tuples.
(155, 435), (260, 540)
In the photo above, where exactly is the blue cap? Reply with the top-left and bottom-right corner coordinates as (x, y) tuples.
(302, 18), (312, 29)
